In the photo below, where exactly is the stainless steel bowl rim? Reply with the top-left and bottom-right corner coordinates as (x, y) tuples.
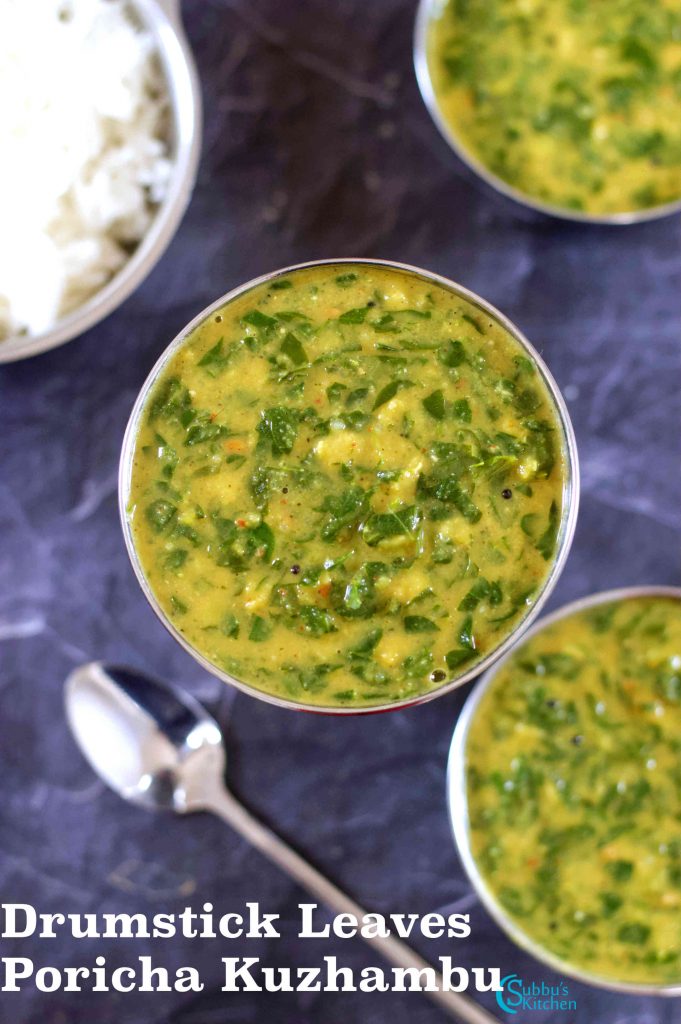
(119, 256), (580, 715)
(0, 0), (202, 364)
(413, 0), (681, 227)
(448, 584), (681, 995)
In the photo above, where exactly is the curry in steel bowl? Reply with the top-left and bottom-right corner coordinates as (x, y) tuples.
(422, 0), (681, 220)
(453, 589), (681, 989)
(122, 261), (576, 710)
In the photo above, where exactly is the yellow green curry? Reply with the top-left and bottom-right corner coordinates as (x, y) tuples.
(427, 0), (681, 216)
(466, 595), (681, 986)
(127, 263), (566, 708)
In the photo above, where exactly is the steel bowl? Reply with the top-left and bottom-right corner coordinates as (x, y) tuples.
(119, 257), (580, 714)
(448, 584), (681, 995)
(0, 0), (202, 364)
(414, 0), (681, 226)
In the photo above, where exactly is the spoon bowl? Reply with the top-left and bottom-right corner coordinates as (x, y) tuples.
(65, 662), (223, 813)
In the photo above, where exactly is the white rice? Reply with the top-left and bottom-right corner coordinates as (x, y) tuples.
(0, 0), (172, 341)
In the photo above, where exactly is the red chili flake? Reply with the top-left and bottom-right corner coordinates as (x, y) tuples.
(236, 518), (246, 527)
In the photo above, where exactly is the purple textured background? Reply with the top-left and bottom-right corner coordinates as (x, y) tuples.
(1, 0), (680, 1021)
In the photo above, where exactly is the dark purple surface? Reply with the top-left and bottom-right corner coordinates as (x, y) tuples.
(1, 0), (680, 1021)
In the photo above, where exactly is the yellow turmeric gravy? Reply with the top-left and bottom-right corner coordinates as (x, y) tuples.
(127, 263), (567, 708)
(467, 595), (681, 985)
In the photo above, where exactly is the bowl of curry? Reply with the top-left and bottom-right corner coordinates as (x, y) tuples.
(415, 0), (681, 224)
(120, 259), (578, 713)
(449, 586), (681, 992)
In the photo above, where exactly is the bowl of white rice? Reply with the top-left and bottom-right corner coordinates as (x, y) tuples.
(0, 0), (201, 363)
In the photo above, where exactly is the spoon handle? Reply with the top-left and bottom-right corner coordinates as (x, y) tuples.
(200, 788), (499, 1024)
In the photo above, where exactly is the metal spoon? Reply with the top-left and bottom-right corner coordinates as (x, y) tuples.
(64, 663), (499, 1024)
